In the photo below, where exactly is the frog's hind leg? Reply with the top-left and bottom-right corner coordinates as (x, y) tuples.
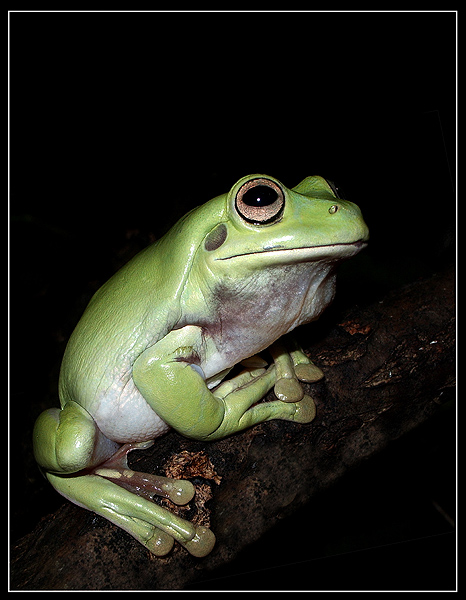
(92, 440), (196, 506)
(46, 471), (215, 557)
(34, 404), (213, 556)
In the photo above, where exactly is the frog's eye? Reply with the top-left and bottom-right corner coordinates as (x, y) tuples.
(235, 178), (285, 225)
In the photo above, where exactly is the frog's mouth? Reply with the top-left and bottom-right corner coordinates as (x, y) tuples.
(216, 240), (367, 262)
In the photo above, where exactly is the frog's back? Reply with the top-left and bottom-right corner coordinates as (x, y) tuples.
(58, 242), (181, 442)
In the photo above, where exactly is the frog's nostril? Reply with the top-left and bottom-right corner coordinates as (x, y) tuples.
(328, 205), (339, 214)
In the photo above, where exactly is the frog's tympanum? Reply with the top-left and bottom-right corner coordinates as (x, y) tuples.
(33, 174), (369, 557)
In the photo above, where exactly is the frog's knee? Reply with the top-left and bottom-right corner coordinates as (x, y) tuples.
(33, 402), (99, 473)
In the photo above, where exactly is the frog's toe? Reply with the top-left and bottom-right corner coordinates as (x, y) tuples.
(146, 528), (175, 556)
(291, 395), (317, 424)
(94, 467), (196, 505)
(294, 362), (324, 383)
(161, 479), (196, 505)
(94, 442), (196, 505)
(181, 525), (216, 558)
(274, 377), (304, 403)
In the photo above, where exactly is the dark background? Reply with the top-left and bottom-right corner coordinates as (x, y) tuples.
(10, 11), (456, 591)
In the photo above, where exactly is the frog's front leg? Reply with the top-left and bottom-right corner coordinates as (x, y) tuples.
(132, 337), (316, 443)
(33, 402), (215, 556)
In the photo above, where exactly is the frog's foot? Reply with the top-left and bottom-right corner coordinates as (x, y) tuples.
(47, 471), (215, 557)
(201, 364), (316, 440)
(270, 338), (324, 403)
(92, 441), (195, 506)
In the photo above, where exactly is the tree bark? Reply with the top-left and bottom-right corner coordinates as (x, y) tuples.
(10, 266), (455, 590)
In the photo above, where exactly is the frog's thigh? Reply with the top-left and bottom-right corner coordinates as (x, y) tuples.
(46, 472), (215, 557)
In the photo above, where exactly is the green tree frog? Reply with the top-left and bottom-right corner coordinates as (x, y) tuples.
(33, 174), (369, 557)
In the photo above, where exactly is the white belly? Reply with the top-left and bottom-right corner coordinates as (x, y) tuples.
(92, 376), (170, 443)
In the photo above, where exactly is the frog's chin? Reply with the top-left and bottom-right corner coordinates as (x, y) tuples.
(217, 240), (368, 264)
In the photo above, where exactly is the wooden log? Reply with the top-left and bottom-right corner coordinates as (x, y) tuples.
(10, 266), (455, 590)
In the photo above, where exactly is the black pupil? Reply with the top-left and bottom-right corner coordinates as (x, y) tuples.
(242, 185), (278, 207)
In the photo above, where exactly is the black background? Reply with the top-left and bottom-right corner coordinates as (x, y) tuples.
(10, 11), (456, 591)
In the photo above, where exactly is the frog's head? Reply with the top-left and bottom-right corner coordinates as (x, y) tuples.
(175, 173), (369, 339)
(201, 173), (369, 270)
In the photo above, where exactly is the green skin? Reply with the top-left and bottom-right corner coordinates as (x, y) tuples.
(33, 174), (369, 557)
